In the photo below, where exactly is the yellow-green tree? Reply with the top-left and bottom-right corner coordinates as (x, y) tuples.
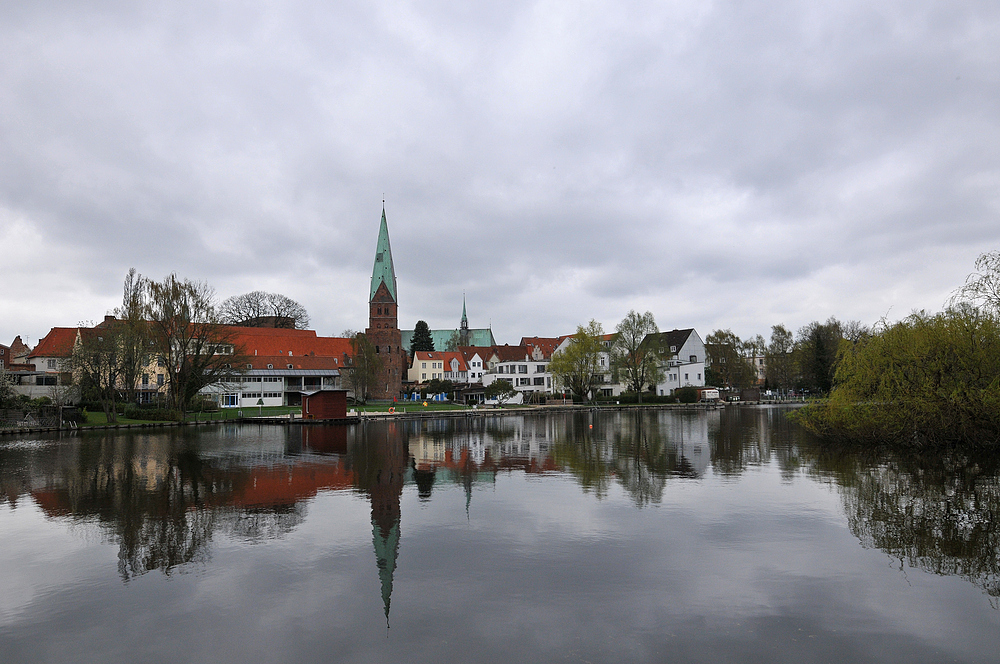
(549, 320), (604, 402)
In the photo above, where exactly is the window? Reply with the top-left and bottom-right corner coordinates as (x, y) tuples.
(690, 355), (697, 362)
(247, 364), (253, 369)
(698, 373), (702, 380)
(156, 374), (164, 386)
(421, 373), (426, 380)
(222, 394), (238, 407)
(518, 365), (528, 374)
(684, 373), (689, 380)
(141, 374), (149, 385)
(267, 364), (273, 369)
(47, 359), (57, 369)
(533, 377), (544, 385)
(670, 345), (677, 353)
(421, 362), (426, 368)
(518, 377), (530, 386)
(287, 364), (293, 369)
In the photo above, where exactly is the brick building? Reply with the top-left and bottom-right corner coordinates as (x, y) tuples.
(364, 206), (405, 399)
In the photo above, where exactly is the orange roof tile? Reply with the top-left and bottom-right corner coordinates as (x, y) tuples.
(28, 328), (79, 359)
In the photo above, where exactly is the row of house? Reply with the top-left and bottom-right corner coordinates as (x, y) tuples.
(2, 321), (352, 409)
(405, 328), (708, 401)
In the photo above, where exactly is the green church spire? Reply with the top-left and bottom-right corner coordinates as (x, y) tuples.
(370, 206), (397, 302)
(461, 294), (468, 327)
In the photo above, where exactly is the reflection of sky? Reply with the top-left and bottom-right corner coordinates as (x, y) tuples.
(1, 415), (999, 663)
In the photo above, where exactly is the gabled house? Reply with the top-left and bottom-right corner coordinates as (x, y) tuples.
(407, 351), (468, 384)
(651, 328), (706, 396)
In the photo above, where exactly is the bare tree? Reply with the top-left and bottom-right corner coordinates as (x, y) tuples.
(219, 291), (310, 329)
(144, 274), (245, 415)
(951, 250), (1000, 314)
(343, 333), (381, 403)
(112, 268), (151, 405)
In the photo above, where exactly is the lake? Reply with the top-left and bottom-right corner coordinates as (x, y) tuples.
(1, 407), (998, 663)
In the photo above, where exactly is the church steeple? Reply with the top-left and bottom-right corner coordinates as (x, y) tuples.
(461, 294), (468, 330)
(370, 206), (397, 303)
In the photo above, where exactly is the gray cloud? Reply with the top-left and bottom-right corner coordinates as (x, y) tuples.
(1, 0), (998, 344)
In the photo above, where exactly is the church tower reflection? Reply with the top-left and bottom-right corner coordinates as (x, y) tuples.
(351, 421), (407, 626)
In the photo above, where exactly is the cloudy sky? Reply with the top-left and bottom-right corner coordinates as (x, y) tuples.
(2, 0), (998, 348)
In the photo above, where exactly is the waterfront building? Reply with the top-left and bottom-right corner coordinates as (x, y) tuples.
(364, 206), (405, 400)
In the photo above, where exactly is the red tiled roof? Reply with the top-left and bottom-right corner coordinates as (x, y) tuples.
(520, 336), (562, 359)
(411, 350), (468, 372)
(242, 355), (344, 371)
(226, 327), (353, 360)
(28, 328), (79, 359)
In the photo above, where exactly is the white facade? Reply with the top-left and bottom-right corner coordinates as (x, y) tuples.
(482, 358), (553, 396)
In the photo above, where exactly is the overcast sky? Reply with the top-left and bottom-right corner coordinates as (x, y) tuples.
(2, 0), (998, 348)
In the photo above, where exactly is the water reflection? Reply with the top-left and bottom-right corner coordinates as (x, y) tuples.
(813, 446), (1000, 603)
(2, 408), (999, 610)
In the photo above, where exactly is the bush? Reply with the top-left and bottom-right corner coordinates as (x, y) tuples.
(123, 406), (182, 421)
(673, 387), (699, 403)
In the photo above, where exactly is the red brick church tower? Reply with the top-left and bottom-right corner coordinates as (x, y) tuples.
(365, 206), (404, 399)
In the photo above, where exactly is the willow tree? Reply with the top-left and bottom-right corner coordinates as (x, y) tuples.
(144, 274), (245, 415)
(794, 308), (1000, 448)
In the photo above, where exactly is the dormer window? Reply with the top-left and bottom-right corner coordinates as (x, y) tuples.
(287, 363), (293, 369)
(247, 364), (253, 369)
(267, 364), (273, 369)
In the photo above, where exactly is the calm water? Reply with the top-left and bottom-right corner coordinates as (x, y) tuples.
(1, 407), (998, 663)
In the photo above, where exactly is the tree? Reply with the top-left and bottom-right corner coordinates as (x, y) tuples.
(0, 365), (15, 408)
(144, 274), (245, 415)
(70, 327), (126, 422)
(793, 318), (843, 394)
(409, 320), (435, 356)
(218, 291), (311, 329)
(765, 324), (796, 391)
(112, 268), (151, 405)
(794, 308), (1000, 448)
(611, 311), (663, 403)
(549, 320), (604, 402)
(705, 329), (756, 389)
(425, 378), (455, 398)
(344, 333), (382, 403)
(485, 379), (517, 406)
(952, 250), (1000, 314)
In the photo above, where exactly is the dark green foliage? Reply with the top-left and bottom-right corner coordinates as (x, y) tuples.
(485, 380), (517, 405)
(123, 406), (181, 421)
(793, 308), (1000, 448)
(793, 318), (843, 394)
(425, 378), (454, 396)
(410, 320), (435, 356)
(673, 387), (698, 403)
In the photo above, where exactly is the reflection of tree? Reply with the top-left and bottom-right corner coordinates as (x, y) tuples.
(815, 447), (1000, 602)
(1, 429), (324, 581)
(552, 412), (682, 506)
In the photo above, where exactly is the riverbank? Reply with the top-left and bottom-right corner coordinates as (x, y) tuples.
(0, 400), (811, 435)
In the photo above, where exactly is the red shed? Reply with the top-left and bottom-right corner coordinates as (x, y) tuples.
(301, 390), (348, 420)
